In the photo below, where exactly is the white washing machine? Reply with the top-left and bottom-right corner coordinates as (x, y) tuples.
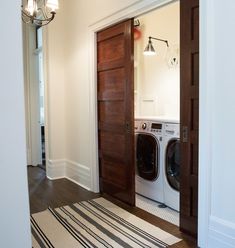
(135, 118), (164, 203)
(163, 122), (180, 211)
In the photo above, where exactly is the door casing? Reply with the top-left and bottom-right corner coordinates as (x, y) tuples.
(23, 24), (50, 171)
(23, 24), (42, 166)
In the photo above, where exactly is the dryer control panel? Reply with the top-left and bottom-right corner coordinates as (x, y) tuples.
(164, 123), (180, 138)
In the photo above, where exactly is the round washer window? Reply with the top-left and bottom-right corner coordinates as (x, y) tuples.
(136, 134), (159, 181)
(165, 139), (180, 191)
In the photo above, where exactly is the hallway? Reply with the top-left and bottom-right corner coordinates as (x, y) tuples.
(28, 167), (196, 247)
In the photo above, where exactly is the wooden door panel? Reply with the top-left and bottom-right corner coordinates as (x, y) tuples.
(97, 22), (126, 42)
(180, 0), (199, 236)
(98, 122), (125, 134)
(190, 141), (198, 175)
(191, 99), (199, 130)
(98, 35), (125, 63)
(97, 19), (134, 205)
(191, 5), (199, 41)
(99, 102), (125, 124)
(192, 53), (199, 86)
(98, 59), (125, 72)
(99, 131), (125, 160)
(98, 69), (125, 101)
(100, 160), (127, 189)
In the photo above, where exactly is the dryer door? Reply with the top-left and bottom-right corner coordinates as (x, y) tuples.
(166, 139), (180, 191)
(136, 134), (159, 181)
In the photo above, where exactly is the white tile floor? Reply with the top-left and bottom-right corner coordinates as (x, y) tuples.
(136, 194), (179, 226)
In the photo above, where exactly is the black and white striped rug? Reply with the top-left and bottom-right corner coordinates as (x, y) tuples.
(31, 198), (181, 247)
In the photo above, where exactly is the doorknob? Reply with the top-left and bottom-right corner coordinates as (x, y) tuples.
(182, 126), (188, 143)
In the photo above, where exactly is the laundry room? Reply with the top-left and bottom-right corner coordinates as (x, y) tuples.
(134, 1), (180, 226)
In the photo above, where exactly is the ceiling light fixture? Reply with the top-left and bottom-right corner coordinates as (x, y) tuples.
(144, 36), (169, 56)
(22, 0), (59, 27)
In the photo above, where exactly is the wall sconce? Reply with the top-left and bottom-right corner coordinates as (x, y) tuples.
(22, 0), (59, 27)
(144, 36), (169, 56)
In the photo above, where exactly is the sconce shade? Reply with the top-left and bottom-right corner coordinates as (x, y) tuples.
(143, 40), (156, 56)
(143, 36), (169, 56)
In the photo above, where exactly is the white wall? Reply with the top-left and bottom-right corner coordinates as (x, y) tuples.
(0, 1), (31, 247)
(134, 2), (180, 119)
(199, 0), (235, 247)
(42, 1), (67, 178)
(211, 0), (235, 225)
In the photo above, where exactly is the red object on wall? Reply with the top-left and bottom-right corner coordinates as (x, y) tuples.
(134, 27), (142, 40)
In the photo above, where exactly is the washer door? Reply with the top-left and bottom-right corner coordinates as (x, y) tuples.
(136, 134), (159, 181)
(166, 139), (180, 191)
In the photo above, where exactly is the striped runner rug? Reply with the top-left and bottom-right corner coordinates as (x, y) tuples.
(31, 197), (181, 248)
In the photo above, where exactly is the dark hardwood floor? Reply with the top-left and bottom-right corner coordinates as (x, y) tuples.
(28, 166), (197, 247)
(28, 166), (100, 214)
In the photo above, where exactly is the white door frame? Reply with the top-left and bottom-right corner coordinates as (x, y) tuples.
(23, 24), (42, 166)
(41, 27), (50, 174)
(23, 24), (50, 170)
(88, 0), (212, 247)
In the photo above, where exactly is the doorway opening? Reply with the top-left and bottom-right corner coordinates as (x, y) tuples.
(134, 1), (180, 226)
(37, 27), (46, 168)
(96, 0), (199, 239)
(23, 24), (47, 170)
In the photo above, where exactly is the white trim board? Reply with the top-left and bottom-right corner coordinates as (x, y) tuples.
(47, 159), (91, 191)
(198, 0), (214, 247)
(208, 216), (235, 248)
(66, 160), (91, 191)
(47, 159), (66, 179)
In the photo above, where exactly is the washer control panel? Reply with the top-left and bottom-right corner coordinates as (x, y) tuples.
(151, 123), (163, 134)
(135, 120), (163, 136)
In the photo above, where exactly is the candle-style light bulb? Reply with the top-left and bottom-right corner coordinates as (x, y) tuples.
(26, 0), (36, 16)
(46, 0), (59, 12)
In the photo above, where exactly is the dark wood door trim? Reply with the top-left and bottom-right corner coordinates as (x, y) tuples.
(180, 0), (199, 237)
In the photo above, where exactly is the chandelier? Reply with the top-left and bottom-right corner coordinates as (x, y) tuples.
(22, 0), (59, 27)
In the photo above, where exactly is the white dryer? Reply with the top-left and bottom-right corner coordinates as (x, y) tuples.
(135, 118), (164, 203)
(163, 122), (180, 211)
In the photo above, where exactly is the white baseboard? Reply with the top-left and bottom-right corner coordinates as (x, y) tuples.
(46, 159), (91, 191)
(47, 159), (66, 180)
(208, 216), (235, 248)
(66, 160), (91, 191)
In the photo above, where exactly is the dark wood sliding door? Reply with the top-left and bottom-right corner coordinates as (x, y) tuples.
(97, 19), (135, 205)
(180, 0), (199, 236)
